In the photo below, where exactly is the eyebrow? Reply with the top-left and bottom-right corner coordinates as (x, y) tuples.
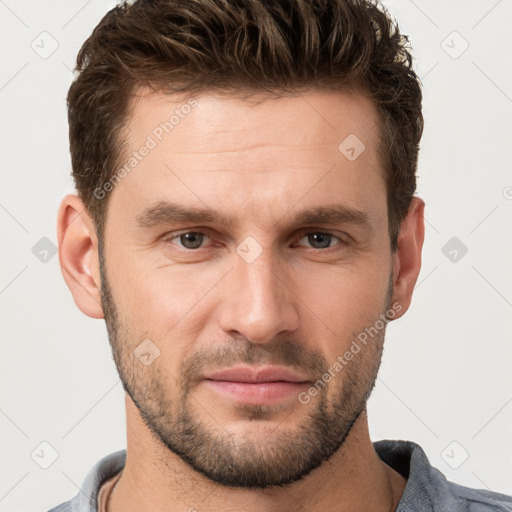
(135, 201), (371, 230)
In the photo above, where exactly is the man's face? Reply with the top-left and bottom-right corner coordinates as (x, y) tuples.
(99, 89), (396, 488)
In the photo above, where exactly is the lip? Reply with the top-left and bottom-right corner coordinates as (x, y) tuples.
(201, 365), (310, 405)
(202, 365), (310, 383)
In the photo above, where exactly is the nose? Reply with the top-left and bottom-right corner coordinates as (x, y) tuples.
(217, 247), (300, 344)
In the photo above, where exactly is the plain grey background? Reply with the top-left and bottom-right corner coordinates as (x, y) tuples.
(1, 1), (511, 511)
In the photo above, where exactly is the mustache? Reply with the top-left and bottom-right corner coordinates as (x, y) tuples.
(180, 337), (329, 385)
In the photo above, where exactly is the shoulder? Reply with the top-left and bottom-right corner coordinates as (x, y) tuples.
(46, 499), (75, 512)
(374, 439), (512, 512)
(45, 450), (126, 512)
(444, 480), (512, 511)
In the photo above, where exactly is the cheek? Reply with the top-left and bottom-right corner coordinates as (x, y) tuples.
(109, 257), (222, 350)
(295, 259), (391, 349)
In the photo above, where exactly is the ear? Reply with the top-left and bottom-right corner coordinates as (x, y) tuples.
(57, 194), (104, 319)
(390, 197), (425, 319)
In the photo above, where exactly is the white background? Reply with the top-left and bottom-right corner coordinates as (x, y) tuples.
(1, 1), (511, 511)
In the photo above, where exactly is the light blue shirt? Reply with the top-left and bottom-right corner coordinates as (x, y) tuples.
(47, 439), (512, 511)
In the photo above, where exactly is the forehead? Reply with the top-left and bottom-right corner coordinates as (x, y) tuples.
(124, 87), (382, 160)
(107, 87), (387, 232)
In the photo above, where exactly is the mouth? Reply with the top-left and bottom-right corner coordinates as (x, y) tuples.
(201, 365), (311, 405)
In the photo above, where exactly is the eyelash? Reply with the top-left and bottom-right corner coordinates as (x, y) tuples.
(162, 229), (347, 251)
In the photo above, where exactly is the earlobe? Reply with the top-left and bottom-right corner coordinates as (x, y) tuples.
(57, 194), (104, 319)
(390, 197), (425, 319)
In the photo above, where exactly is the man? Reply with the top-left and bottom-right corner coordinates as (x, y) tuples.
(50, 0), (512, 511)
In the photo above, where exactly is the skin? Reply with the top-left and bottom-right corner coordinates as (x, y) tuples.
(58, 88), (424, 512)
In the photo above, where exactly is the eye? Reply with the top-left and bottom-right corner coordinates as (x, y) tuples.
(296, 232), (344, 249)
(168, 231), (210, 250)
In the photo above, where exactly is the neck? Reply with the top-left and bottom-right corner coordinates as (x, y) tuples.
(110, 396), (406, 512)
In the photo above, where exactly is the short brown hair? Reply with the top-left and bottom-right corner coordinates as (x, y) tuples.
(67, 0), (423, 251)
